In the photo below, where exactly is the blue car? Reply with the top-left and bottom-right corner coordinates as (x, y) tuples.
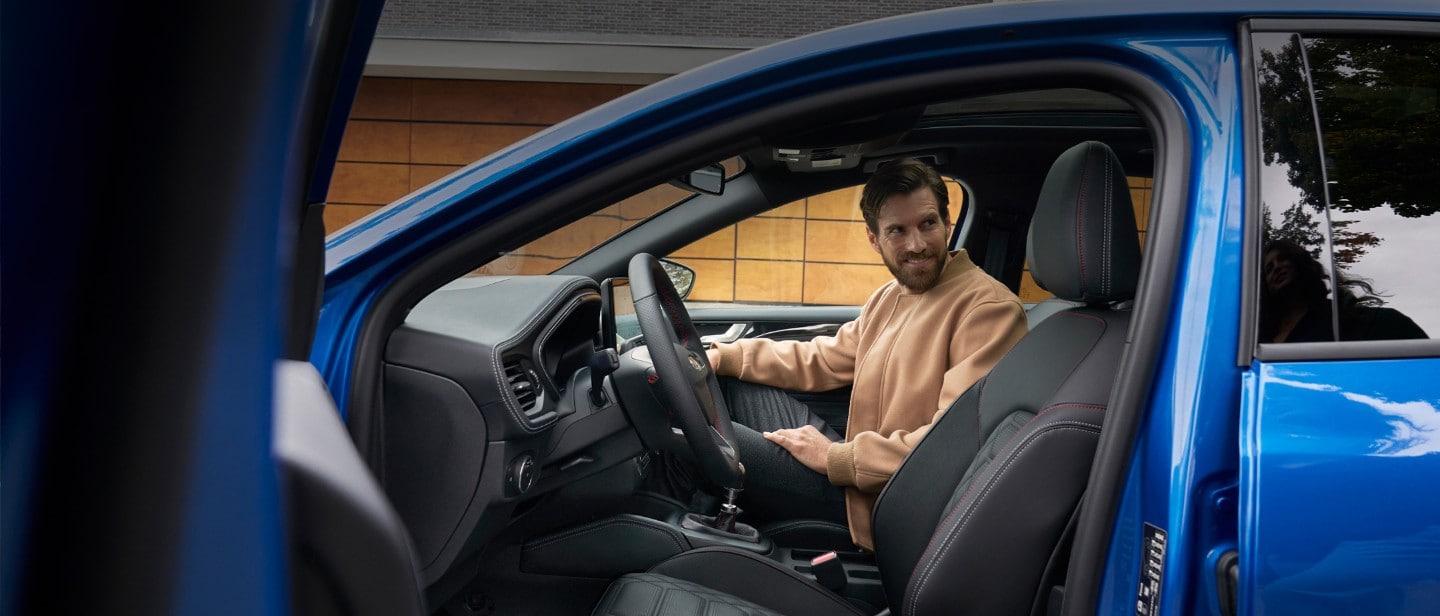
(7, 1), (1439, 614)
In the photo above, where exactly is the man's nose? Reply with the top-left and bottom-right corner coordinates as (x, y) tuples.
(901, 230), (925, 252)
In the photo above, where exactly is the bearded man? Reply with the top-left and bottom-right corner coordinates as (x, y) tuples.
(703, 158), (1028, 550)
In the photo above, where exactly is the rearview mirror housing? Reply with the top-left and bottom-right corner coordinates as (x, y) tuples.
(669, 163), (725, 195)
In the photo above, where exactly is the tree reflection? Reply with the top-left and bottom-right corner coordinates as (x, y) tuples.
(1261, 36), (1439, 217)
(1258, 35), (1439, 266)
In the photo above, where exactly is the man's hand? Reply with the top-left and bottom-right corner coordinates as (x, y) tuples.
(763, 425), (832, 475)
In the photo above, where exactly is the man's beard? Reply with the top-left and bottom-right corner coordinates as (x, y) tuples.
(883, 250), (946, 292)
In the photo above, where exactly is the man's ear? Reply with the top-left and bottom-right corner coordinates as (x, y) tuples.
(866, 226), (880, 254)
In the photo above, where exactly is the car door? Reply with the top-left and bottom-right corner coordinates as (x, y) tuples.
(2, 1), (392, 613)
(1239, 22), (1440, 615)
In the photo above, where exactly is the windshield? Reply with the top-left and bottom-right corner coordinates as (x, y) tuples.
(472, 158), (744, 276)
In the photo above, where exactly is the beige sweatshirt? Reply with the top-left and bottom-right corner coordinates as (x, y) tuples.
(711, 250), (1027, 549)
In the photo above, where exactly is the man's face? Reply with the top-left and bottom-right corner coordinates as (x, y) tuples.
(867, 187), (953, 292)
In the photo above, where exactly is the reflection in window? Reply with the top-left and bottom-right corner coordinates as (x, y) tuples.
(1255, 33), (1437, 341)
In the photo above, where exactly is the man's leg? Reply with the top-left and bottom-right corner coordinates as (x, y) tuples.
(722, 380), (846, 525)
(641, 379), (846, 524)
(723, 379), (841, 440)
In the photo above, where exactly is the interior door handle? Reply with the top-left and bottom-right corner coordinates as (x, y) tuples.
(700, 323), (748, 345)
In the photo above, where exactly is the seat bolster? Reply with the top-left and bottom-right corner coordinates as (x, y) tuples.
(648, 547), (868, 616)
(594, 573), (785, 616)
(902, 404), (1104, 616)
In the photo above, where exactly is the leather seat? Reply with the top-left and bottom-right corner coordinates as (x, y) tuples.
(593, 141), (1142, 616)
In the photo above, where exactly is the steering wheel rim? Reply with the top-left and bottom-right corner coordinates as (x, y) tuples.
(627, 253), (743, 489)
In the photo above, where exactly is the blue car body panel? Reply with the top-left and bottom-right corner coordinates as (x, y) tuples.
(1092, 33), (1251, 614)
(1242, 360), (1440, 614)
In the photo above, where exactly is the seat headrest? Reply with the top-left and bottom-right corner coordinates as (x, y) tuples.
(1027, 141), (1141, 303)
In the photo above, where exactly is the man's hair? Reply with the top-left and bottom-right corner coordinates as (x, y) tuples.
(859, 158), (950, 232)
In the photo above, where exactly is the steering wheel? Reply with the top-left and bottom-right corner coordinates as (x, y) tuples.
(627, 253), (744, 490)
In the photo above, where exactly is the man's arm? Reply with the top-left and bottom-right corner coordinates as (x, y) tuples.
(707, 318), (862, 392)
(825, 299), (1027, 492)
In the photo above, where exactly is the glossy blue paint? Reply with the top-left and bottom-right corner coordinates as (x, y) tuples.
(1242, 360), (1440, 614)
(1092, 33), (1252, 614)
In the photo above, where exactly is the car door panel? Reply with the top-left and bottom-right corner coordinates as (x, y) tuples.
(686, 305), (861, 340)
(1240, 358), (1440, 614)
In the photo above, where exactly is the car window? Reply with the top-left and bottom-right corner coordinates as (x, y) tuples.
(665, 179), (966, 306)
(1254, 32), (1438, 344)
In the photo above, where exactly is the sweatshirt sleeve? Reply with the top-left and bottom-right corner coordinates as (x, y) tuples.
(827, 298), (1028, 492)
(711, 318), (861, 392)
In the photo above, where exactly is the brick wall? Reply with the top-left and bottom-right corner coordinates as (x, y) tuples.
(326, 77), (640, 234)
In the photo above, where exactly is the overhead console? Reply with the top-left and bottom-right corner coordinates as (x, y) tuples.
(380, 275), (643, 586)
(769, 106), (923, 172)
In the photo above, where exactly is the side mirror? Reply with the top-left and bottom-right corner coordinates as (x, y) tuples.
(659, 259), (696, 300)
(669, 163), (725, 196)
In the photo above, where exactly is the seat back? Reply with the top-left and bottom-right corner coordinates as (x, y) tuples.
(274, 360), (427, 616)
(871, 141), (1141, 616)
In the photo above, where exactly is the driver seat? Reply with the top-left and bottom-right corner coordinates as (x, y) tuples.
(593, 141), (1142, 616)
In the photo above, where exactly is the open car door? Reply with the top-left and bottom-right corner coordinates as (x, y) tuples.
(1, 1), (414, 614)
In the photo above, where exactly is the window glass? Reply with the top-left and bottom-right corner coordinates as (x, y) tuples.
(472, 158), (743, 276)
(666, 179), (966, 307)
(1255, 33), (1437, 342)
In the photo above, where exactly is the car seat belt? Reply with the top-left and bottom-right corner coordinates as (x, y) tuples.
(985, 227), (1009, 281)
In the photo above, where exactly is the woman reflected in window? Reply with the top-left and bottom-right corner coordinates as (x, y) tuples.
(1260, 239), (1427, 343)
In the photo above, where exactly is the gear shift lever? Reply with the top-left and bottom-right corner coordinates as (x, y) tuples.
(679, 464), (758, 542)
(711, 463), (745, 533)
(712, 485), (743, 533)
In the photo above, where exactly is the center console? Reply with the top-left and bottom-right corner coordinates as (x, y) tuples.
(517, 495), (885, 611)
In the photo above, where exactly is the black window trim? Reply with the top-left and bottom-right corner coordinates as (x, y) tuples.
(1242, 17), (1440, 365)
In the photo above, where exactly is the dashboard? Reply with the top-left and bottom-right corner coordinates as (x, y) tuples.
(380, 275), (643, 586)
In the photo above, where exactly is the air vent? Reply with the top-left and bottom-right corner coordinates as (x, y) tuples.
(502, 358), (553, 427)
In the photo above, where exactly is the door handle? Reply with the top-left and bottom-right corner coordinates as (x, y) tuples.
(700, 323), (748, 345)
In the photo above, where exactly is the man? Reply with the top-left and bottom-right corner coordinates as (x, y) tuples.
(704, 158), (1028, 550)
